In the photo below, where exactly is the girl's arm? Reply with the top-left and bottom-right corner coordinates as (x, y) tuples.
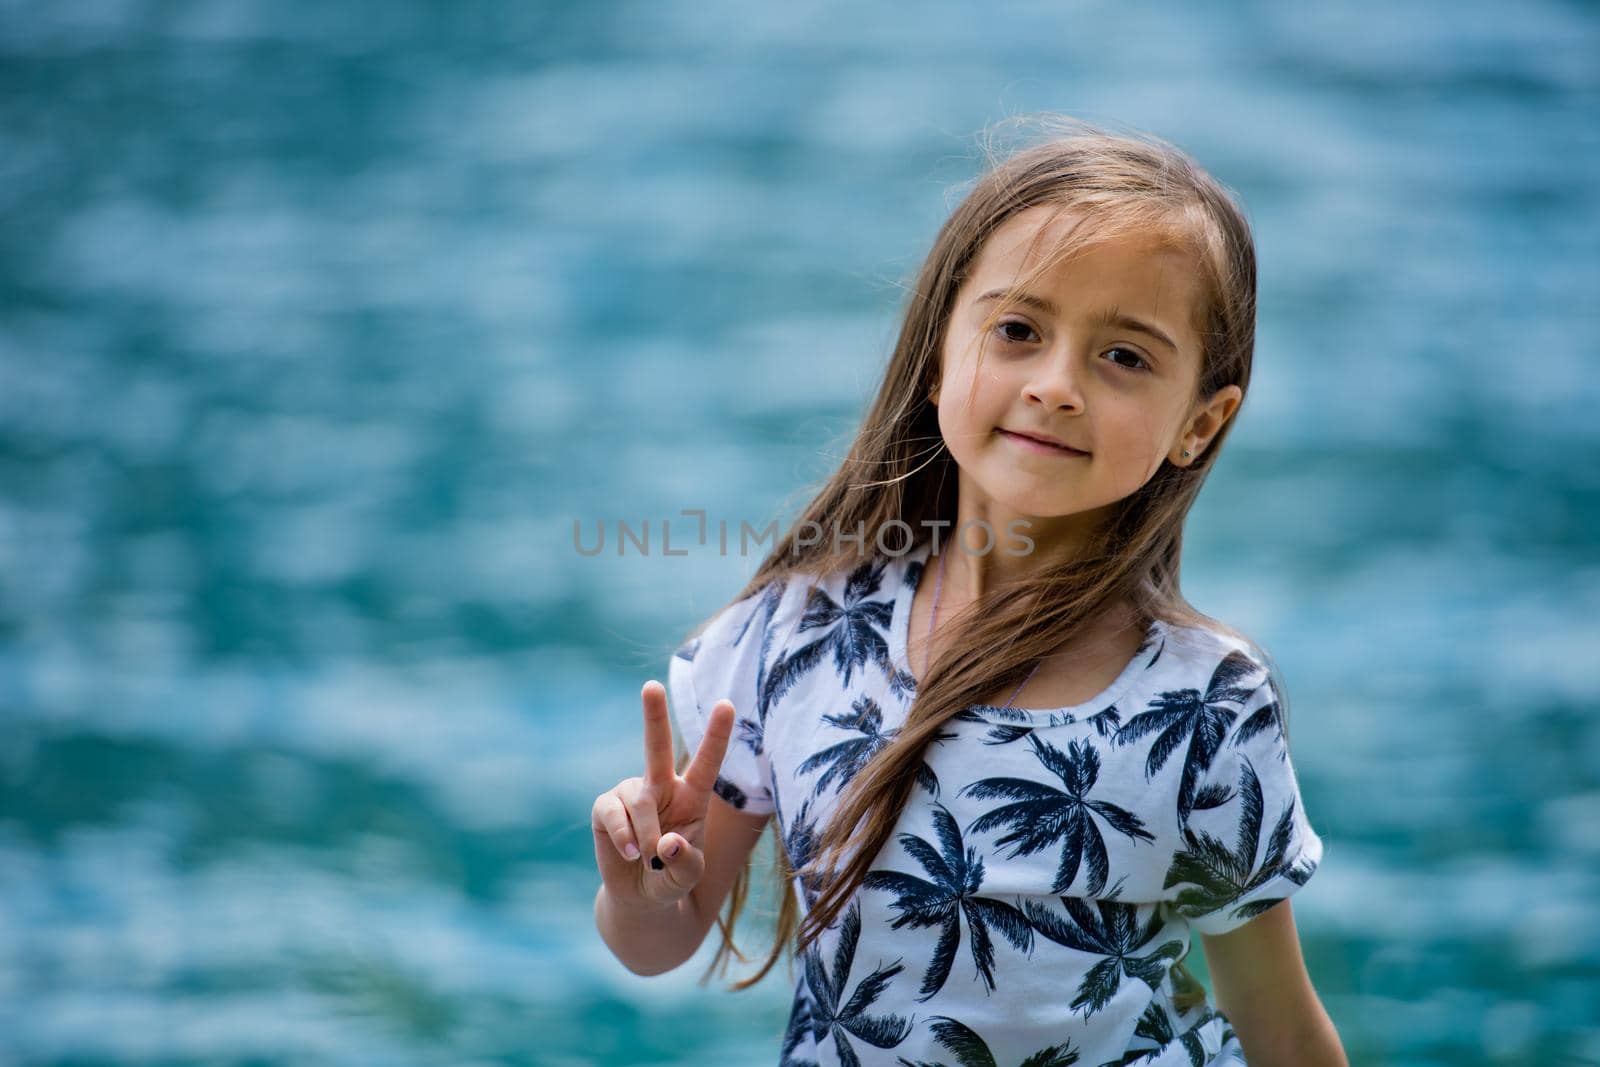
(595, 793), (770, 975)
(1200, 900), (1348, 1067)
(594, 883), (697, 977)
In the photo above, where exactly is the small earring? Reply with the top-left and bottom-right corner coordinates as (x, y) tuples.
(1181, 449), (1191, 458)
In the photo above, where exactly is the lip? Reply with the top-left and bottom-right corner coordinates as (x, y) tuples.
(998, 428), (1089, 457)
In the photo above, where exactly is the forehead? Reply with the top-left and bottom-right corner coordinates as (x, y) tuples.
(966, 206), (1204, 333)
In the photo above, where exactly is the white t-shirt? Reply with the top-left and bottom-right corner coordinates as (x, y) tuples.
(668, 540), (1324, 1067)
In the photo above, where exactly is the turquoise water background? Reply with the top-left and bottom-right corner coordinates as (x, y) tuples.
(2, 2), (1597, 1065)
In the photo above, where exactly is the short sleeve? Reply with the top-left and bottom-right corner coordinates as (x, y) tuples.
(666, 579), (787, 817)
(1164, 672), (1324, 936)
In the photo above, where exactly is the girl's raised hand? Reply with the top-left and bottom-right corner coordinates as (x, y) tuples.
(591, 680), (736, 908)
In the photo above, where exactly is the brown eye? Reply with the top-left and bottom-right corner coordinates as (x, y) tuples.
(995, 320), (1037, 344)
(1105, 346), (1151, 371)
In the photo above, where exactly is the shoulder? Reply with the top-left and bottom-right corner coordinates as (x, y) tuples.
(764, 550), (913, 640)
(1149, 619), (1286, 735)
(675, 550), (914, 665)
(1158, 620), (1305, 774)
(1156, 618), (1276, 690)
(797, 551), (908, 617)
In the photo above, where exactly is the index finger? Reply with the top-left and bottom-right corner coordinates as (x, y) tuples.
(681, 699), (735, 796)
(641, 680), (676, 786)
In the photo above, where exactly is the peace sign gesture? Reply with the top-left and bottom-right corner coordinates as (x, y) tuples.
(591, 680), (737, 907)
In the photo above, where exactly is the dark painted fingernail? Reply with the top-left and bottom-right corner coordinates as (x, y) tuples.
(649, 856), (664, 870)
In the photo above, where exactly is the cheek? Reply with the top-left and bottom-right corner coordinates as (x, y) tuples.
(942, 357), (1008, 415)
(1104, 407), (1179, 474)
(935, 390), (994, 457)
(936, 396), (973, 441)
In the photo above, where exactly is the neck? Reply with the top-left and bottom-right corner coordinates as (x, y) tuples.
(924, 533), (1140, 682)
(943, 498), (1113, 599)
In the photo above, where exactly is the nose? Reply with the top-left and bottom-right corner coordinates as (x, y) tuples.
(1021, 351), (1085, 412)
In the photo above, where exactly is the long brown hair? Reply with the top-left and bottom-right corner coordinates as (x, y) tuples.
(676, 114), (1287, 1014)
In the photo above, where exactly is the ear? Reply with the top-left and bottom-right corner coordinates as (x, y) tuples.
(1175, 384), (1242, 464)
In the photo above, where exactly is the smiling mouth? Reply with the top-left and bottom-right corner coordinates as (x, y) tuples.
(997, 429), (1089, 456)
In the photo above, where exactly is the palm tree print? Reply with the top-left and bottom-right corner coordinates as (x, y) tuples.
(861, 803), (1034, 1001)
(1085, 706), (1123, 739)
(1213, 1022), (1244, 1065)
(733, 577), (784, 647)
(976, 724), (1035, 746)
(1094, 1000), (1222, 1067)
(888, 556), (926, 701)
(803, 900), (914, 1067)
(781, 981), (819, 1067)
(954, 706), (1037, 747)
(1020, 896), (1185, 1019)
(734, 716), (766, 760)
(798, 694), (940, 798)
(895, 1016), (1080, 1067)
(762, 559), (897, 716)
(799, 694), (894, 794)
(955, 707), (1121, 747)
(674, 579), (785, 761)
(1233, 678), (1288, 759)
(955, 703), (1125, 745)
(777, 790), (825, 909)
(1140, 626), (1166, 670)
(711, 777), (750, 810)
(733, 579), (787, 757)
(1112, 650), (1260, 827)
(1163, 754), (1316, 928)
(960, 735), (1156, 894)
(675, 630), (768, 812)
(889, 664), (919, 702)
(963, 714), (1092, 746)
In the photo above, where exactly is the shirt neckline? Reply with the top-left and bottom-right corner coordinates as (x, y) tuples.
(888, 539), (1169, 725)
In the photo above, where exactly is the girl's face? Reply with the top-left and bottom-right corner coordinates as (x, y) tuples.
(933, 205), (1239, 547)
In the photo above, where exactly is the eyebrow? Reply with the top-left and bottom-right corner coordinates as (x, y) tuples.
(973, 289), (1180, 353)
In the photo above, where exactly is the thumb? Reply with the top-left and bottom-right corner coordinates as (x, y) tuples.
(654, 831), (705, 894)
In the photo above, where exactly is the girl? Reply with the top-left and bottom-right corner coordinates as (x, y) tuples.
(592, 116), (1348, 1067)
